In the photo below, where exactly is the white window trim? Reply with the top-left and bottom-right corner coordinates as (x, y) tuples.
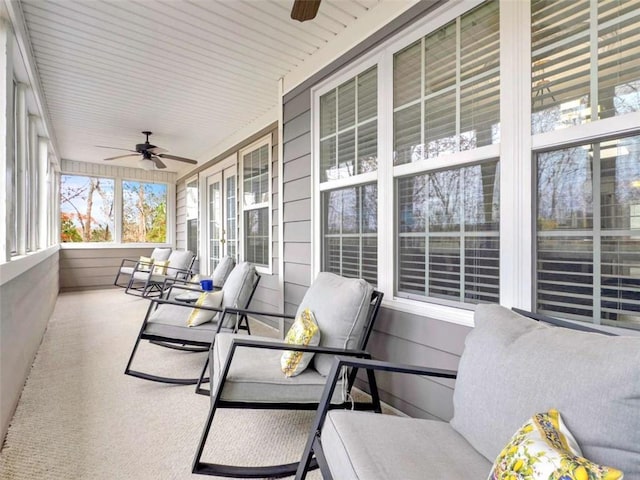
(184, 173), (199, 259)
(239, 135), (273, 275)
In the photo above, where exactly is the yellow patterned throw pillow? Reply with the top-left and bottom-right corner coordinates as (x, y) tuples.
(138, 256), (154, 272)
(488, 409), (623, 480)
(187, 291), (224, 327)
(152, 260), (170, 276)
(280, 309), (320, 377)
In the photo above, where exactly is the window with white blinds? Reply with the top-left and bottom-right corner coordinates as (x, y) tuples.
(318, 66), (378, 285)
(242, 142), (270, 267)
(531, 0), (640, 134)
(397, 160), (500, 305)
(393, 1), (500, 165)
(536, 135), (640, 329)
(322, 184), (377, 286)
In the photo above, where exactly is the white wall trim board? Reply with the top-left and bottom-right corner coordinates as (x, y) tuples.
(0, 243), (59, 286)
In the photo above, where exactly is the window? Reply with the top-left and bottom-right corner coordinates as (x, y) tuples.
(241, 140), (271, 267)
(536, 136), (640, 328)
(8, 80), (18, 255)
(60, 175), (115, 242)
(397, 160), (500, 305)
(531, 0), (640, 134)
(319, 66), (378, 285)
(122, 181), (168, 243)
(186, 178), (198, 256)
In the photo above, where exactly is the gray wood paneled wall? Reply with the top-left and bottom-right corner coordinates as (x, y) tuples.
(1, 250), (59, 440)
(59, 246), (156, 291)
(280, 1), (471, 420)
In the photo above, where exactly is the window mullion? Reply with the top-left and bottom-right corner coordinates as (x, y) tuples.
(455, 16), (461, 152)
(592, 144), (602, 324)
(589, 0), (598, 122)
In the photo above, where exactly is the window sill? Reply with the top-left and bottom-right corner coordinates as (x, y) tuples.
(382, 296), (475, 328)
(0, 245), (60, 286)
(59, 243), (173, 250)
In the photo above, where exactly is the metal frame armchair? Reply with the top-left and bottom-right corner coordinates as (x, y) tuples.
(192, 272), (383, 478)
(295, 307), (635, 480)
(113, 247), (171, 289)
(124, 262), (260, 385)
(125, 249), (195, 297)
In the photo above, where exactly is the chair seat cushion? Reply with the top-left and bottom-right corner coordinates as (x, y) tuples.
(119, 266), (134, 275)
(322, 411), (491, 480)
(143, 304), (219, 344)
(212, 333), (343, 404)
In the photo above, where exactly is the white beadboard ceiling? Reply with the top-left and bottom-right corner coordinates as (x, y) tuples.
(17, 0), (381, 172)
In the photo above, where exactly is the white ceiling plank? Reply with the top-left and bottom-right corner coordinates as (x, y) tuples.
(16, 0), (378, 168)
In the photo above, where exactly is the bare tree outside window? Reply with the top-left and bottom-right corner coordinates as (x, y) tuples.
(60, 174), (114, 242)
(122, 181), (167, 243)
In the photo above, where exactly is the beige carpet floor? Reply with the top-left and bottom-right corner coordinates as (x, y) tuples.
(0, 289), (322, 480)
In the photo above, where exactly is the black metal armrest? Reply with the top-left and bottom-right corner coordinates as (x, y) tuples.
(119, 258), (140, 267)
(150, 297), (224, 314)
(224, 307), (296, 321)
(324, 356), (457, 380)
(228, 337), (371, 358)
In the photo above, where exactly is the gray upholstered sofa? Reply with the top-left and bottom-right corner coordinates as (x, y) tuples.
(297, 304), (640, 480)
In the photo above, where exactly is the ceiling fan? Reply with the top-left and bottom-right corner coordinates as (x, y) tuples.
(291, 0), (321, 22)
(97, 131), (197, 170)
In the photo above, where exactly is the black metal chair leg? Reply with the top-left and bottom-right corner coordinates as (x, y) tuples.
(195, 355), (211, 396)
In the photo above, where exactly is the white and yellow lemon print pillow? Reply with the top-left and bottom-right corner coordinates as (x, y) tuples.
(280, 309), (320, 377)
(138, 256), (154, 272)
(187, 291), (223, 327)
(488, 409), (623, 480)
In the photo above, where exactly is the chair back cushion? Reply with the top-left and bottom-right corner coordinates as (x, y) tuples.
(167, 250), (194, 272)
(450, 304), (640, 477)
(219, 262), (257, 328)
(150, 247), (171, 262)
(211, 256), (235, 287)
(297, 272), (373, 376)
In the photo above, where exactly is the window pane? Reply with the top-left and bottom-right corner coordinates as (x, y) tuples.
(60, 175), (115, 242)
(122, 181), (167, 243)
(226, 175), (237, 261)
(245, 207), (268, 266)
(322, 184), (377, 286)
(338, 79), (356, 131)
(394, 41), (422, 107)
(531, 0), (640, 132)
(396, 160), (500, 305)
(320, 67), (378, 181)
(598, 1), (640, 118)
(536, 136), (640, 329)
(243, 144), (269, 206)
(394, 1), (500, 165)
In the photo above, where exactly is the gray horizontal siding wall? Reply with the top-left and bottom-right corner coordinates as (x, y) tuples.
(59, 247), (156, 291)
(280, 0), (468, 420)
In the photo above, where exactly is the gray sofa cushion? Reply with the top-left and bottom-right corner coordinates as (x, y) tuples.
(322, 411), (491, 480)
(211, 333), (343, 403)
(211, 256), (235, 287)
(295, 273), (373, 376)
(144, 303), (220, 343)
(451, 304), (640, 477)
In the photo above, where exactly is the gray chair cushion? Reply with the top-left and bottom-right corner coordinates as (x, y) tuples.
(143, 303), (220, 344)
(322, 411), (491, 480)
(211, 256), (235, 287)
(212, 333), (344, 403)
(295, 273), (373, 376)
(451, 304), (640, 477)
(119, 266), (134, 275)
(151, 247), (172, 262)
(167, 250), (194, 273)
(218, 262), (257, 328)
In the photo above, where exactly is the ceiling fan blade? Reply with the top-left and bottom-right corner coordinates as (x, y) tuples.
(148, 146), (168, 154)
(151, 157), (167, 169)
(158, 153), (198, 164)
(96, 146), (137, 152)
(104, 154), (140, 161)
(291, 0), (321, 22)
